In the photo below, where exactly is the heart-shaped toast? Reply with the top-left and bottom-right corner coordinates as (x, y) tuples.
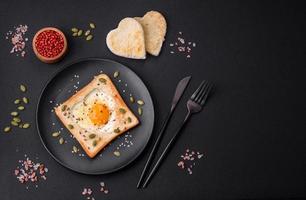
(135, 11), (167, 56)
(106, 18), (146, 59)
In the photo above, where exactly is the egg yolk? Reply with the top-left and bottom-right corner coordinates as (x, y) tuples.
(88, 103), (110, 125)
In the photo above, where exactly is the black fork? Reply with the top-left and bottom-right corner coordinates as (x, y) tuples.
(142, 80), (213, 188)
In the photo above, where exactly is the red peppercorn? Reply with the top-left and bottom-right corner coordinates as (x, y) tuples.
(35, 30), (64, 58)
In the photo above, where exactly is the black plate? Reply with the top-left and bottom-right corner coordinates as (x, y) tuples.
(36, 58), (154, 174)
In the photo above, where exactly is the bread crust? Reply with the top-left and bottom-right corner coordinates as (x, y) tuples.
(55, 74), (139, 158)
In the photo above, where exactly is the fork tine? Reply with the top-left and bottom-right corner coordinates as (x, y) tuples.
(194, 81), (209, 102)
(200, 83), (213, 106)
(190, 81), (205, 100)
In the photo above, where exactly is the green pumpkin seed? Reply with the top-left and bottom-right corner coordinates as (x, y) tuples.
(18, 124), (23, 128)
(89, 23), (95, 29)
(11, 121), (18, 126)
(17, 106), (25, 111)
(138, 107), (142, 115)
(137, 100), (144, 105)
(52, 132), (60, 137)
(86, 35), (93, 41)
(61, 105), (67, 112)
(113, 71), (119, 78)
(68, 124), (74, 129)
(59, 137), (64, 144)
(13, 117), (21, 123)
(77, 30), (83, 36)
(22, 97), (28, 104)
(129, 96), (134, 103)
(92, 140), (97, 147)
(89, 134), (96, 139)
(71, 28), (78, 32)
(85, 30), (91, 36)
(113, 151), (120, 157)
(99, 78), (107, 84)
(72, 32), (78, 37)
(114, 127), (120, 133)
(127, 117), (132, 123)
(14, 99), (20, 104)
(73, 146), (78, 153)
(20, 84), (26, 92)
(4, 126), (11, 133)
(119, 108), (126, 114)
(11, 111), (18, 116)
(22, 123), (30, 129)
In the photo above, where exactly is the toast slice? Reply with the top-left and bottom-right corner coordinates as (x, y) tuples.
(55, 74), (139, 158)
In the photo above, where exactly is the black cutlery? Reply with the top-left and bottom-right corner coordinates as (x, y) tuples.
(136, 76), (191, 188)
(142, 80), (213, 188)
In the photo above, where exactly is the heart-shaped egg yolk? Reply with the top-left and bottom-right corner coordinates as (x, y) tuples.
(88, 103), (110, 125)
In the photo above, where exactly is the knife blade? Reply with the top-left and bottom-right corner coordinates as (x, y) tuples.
(137, 76), (191, 188)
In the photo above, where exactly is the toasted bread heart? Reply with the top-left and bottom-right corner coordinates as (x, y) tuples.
(135, 11), (167, 56)
(106, 18), (146, 59)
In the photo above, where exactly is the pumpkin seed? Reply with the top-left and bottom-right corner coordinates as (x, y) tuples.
(22, 97), (28, 104)
(129, 96), (134, 103)
(17, 106), (25, 110)
(59, 137), (64, 144)
(72, 32), (78, 37)
(68, 124), (74, 129)
(113, 71), (119, 78)
(11, 121), (18, 126)
(13, 117), (21, 123)
(92, 140), (97, 146)
(73, 146), (78, 153)
(127, 117), (132, 123)
(11, 111), (18, 116)
(85, 30), (91, 36)
(14, 99), (20, 104)
(20, 84), (26, 92)
(89, 23), (95, 29)
(114, 127), (120, 133)
(138, 107), (142, 115)
(119, 108), (126, 114)
(52, 132), (60, 137)
(71, 28), (78, 32)
(137, 100), (144, 105)
(77, 29), (83, 36)
(22, 123), (30, 129)
(113, 151), (120, 157)
(61, 105), (67, 112)
(99, 78), (107, 84)
(4, 126), (11, 133)
(86, 35), (93, 41)
(18, 124), (23, 128)
(89, 134), (96, 139)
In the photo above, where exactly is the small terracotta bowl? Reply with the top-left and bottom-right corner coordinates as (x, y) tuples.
(32, 27), (68, 64)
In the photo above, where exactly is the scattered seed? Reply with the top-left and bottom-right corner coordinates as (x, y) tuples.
(13, 117), (21, 123)
(4, 126), (11, 133)
(138, 107), (142, 115)
(17, 106), (25, 110)
(22, 123), (30, 129)
(129, 96), (134, 103)
(71, 28), (78, 32)
(92, 140), (97, 146)
(59, 137), (64, 144)
(52, 132), (60, 137)
(11, 121), (18, 126)
(61, 105), (67, 112)
(11, 111), (18, 116)
(99, 78), (107, 84)
(137, 100), (144, 105)
(113, 151), (120, 157)
(89, 134), (96, 139)
(114, 127), (120, 133)
(89, 23), (95, 29)
(18, 124), (23, 128)
(72, 32), (78, 37)
(85, 30), (91, 36)
(73, 146), (78, 153)
(77, 30), (83, 36)
(20, 84), (26, 92)
(113, 71), (119, 78)
(119, 108), (126, 114)
(86, 35), (93, 41)
(127, 117), (132, 123)
(22, 97), (28, 104)
(68, 124), (74, 129)
(14, 99), (20, 104)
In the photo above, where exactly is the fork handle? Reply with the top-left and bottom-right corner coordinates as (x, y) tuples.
(142, 111), (191, 188)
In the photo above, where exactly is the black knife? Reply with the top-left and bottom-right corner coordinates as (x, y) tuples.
(136, 76), (191, 188)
